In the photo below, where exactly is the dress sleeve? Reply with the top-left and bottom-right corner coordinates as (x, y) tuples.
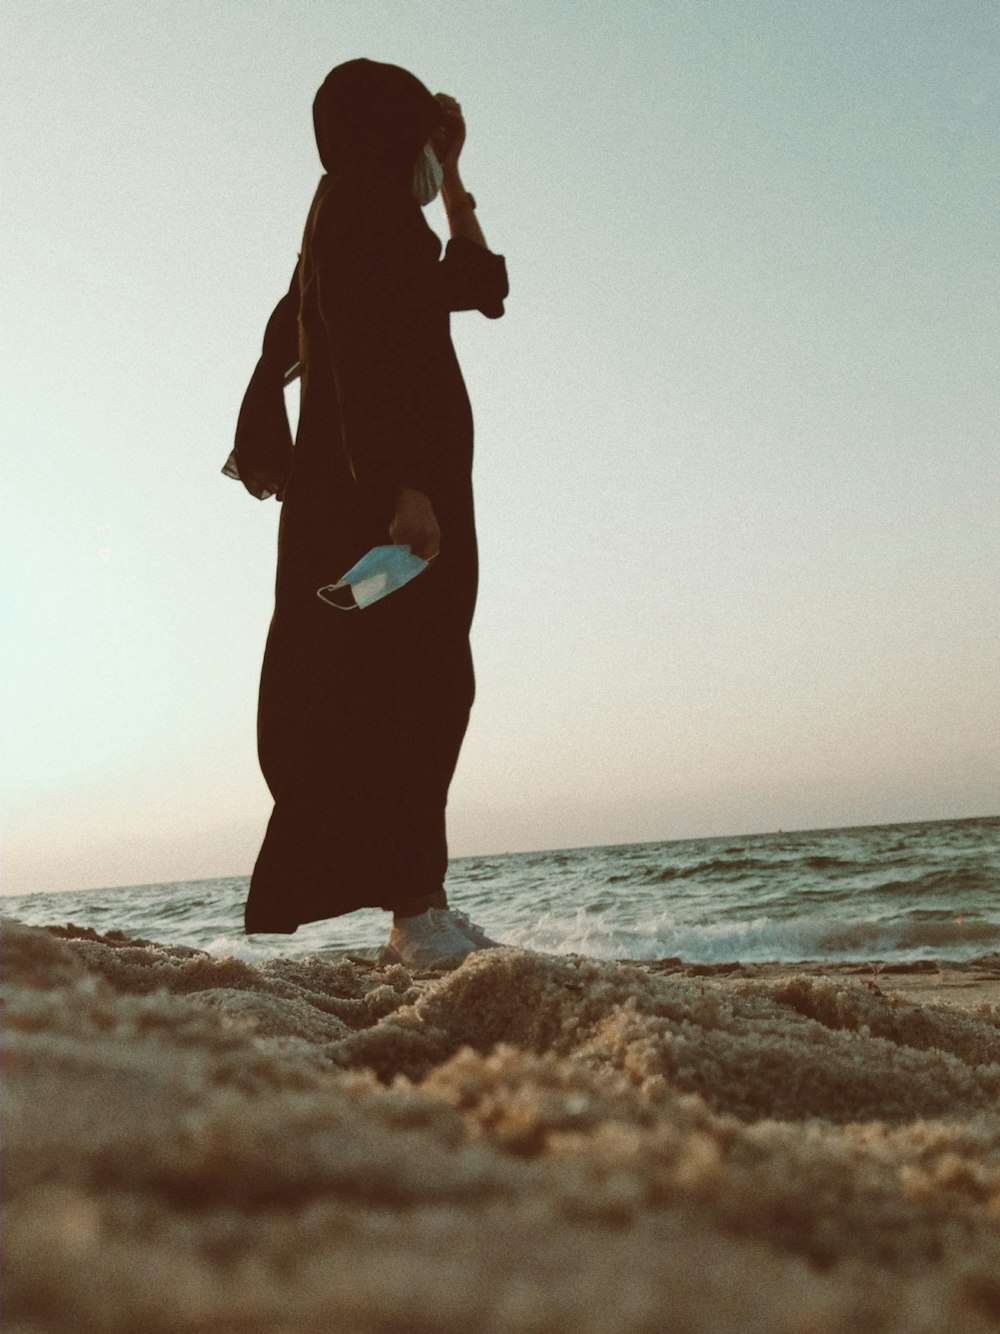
(222, 262), (300, 500)
(314, 198), (449, 506)
(437, 236), (509, 319)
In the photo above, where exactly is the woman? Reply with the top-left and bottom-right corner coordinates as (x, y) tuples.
(226, 59), (508, 967)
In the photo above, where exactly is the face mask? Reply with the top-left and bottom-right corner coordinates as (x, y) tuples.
(412, 140), (443, 206)
(317, 544), (429, 610)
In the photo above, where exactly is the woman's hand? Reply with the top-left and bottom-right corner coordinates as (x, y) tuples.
(432, 93), (466, 174)
(433, 92), (487, 247)
(390, 488), (440, 560)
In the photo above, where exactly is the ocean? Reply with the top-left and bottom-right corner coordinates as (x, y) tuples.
(4, 814), (998, 966)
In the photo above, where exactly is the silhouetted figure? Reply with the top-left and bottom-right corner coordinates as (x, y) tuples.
(225, 59), (508, 966)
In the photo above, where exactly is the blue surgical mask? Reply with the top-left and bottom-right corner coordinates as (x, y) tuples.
(317, 544), (429, 610)
(412, 140), (444, 206)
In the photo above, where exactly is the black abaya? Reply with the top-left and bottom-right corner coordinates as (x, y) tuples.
(239, 60), (508, 933)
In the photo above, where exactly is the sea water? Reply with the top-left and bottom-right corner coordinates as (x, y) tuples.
(3, 815), (997, 966)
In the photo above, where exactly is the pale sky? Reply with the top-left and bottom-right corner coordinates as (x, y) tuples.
(3, 0), (998, 895)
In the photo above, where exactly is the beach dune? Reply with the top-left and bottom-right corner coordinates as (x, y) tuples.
(3, 918), (1000, 1333)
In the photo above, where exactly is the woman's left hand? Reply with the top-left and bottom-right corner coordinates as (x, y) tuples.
(433, 93), (466, 172)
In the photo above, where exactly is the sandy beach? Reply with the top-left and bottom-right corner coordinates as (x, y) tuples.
(4, 918), (1000, 1333)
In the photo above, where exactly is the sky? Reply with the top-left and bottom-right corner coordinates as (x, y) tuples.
(2, 0), (998, 896)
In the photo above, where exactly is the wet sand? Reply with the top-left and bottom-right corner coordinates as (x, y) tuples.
(3, 918), (999, 1333)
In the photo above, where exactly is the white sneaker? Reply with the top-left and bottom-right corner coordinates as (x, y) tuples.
(383, 908), (478, 969)
(446, 908), (503, 950)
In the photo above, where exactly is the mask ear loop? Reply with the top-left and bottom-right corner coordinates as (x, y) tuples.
(317, 584), (358, 610)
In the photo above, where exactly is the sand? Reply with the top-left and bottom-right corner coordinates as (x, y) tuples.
(3, 918), (1000, 1333)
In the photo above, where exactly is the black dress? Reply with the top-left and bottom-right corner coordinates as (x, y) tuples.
(238, 60), (508, 933)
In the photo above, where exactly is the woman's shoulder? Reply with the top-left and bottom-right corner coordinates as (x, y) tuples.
(313, 179), (432, 254)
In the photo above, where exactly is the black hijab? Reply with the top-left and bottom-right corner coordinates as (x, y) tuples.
(224, 59), (445, 500)
(312, 58), (445, 188)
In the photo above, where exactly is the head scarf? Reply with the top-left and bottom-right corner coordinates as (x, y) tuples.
(224, 60), (446, 500)
(312, 58), (445, 191)
(298, 60), (445, 372)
